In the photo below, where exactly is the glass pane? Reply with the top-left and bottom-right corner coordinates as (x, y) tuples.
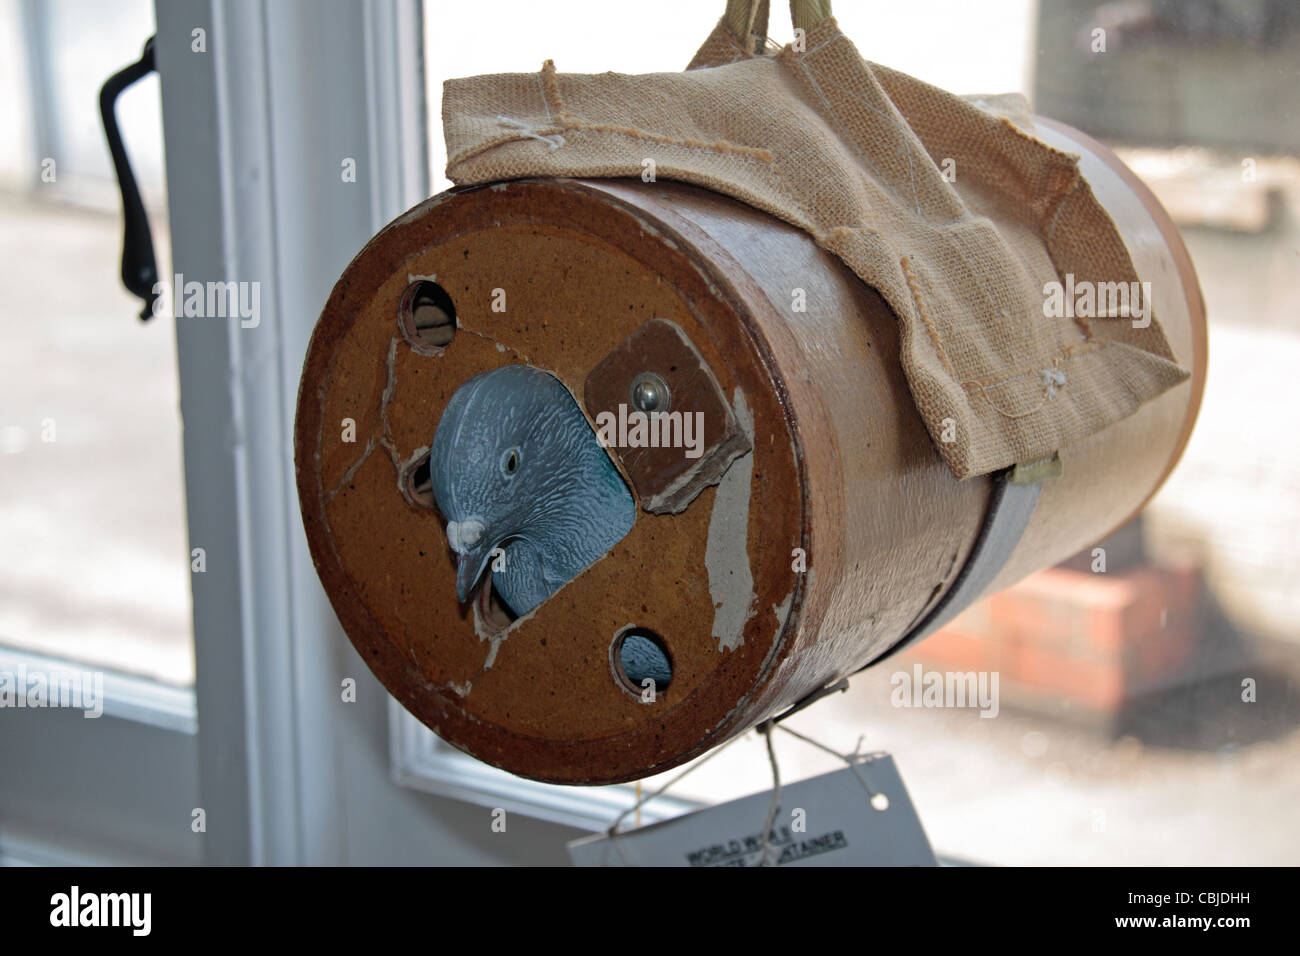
(0, 0), (193, 685)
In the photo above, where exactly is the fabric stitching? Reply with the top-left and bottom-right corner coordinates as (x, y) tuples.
(798, 56), (919, 214)
(559, 122), (774, 161)
(1042, 179), (1097, 341)
(793, 58), (924, 223)
(535, 72), (554, 124)
(962, 340), (1104, 391)
(798, 32), (1101, 375)
(512, 59), (823, 234)
(533, 58), (775, 163)
(899, 255), (956, 376)
(540, 58), (570, 123)
(800, 34), (924, 218)
(453, 113), (775, 169)
(463, 54), (1103, 423)
(447, 129), (568, 168)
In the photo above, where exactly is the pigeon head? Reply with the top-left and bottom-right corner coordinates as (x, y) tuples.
(429, 364), (630, 608)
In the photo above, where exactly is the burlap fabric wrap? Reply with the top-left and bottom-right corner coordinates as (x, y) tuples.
(443, 15), (1190, 480)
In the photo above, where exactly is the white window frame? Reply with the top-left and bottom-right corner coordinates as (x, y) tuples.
(0, 0), (199, 869)
(0, 642), (200, 866)
(389, 704), (695, 832)
(153, 0), (687, 863)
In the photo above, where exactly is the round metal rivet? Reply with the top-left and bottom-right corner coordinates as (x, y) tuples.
(629, 372), (669, 413)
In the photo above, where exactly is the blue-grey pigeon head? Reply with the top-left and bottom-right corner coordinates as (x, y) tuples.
(430, 365), (635, 617)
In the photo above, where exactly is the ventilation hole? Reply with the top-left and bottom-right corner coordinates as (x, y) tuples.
(610, 627), (672, 699)
(403, 452), (435, 508)
(399, 280), (456, 352)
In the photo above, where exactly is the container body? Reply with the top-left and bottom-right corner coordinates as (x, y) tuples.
(294, 122), (1205, 784)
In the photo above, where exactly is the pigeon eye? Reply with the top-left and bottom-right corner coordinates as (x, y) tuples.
(500, 447), (521, 477)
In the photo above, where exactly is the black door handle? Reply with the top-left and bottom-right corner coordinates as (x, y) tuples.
(99, 35), (159, 321)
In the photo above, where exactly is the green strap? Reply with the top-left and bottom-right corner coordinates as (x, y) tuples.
(724, 0), (832, 54)
(723, 0), (768, 53)
(790, 0), (834, 32)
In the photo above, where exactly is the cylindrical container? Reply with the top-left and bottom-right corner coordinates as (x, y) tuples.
(294, 120), (1205, 784)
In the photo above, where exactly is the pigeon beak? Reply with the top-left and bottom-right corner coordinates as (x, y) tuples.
(454, 546), (493, 604)
(447, 518), (492, 603)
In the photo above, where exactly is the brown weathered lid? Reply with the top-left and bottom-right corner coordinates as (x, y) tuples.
(294, 179), (807, 784)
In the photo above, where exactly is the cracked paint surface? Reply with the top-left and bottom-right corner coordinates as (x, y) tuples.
(304, 206), (805, 760)
(705, 388), (757, 652)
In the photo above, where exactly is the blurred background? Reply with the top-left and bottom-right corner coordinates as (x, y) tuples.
(0, 0), (1296, 864)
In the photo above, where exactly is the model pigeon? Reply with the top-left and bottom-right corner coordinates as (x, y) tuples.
(430, 364), (635, 618)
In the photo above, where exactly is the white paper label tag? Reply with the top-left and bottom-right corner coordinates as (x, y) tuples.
(567, 751), (936, 867)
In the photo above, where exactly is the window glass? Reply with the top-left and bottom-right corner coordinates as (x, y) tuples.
(1, 0), (192, 685)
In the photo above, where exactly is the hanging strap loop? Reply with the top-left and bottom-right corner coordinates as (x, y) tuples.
(724, 0), (833, 54)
